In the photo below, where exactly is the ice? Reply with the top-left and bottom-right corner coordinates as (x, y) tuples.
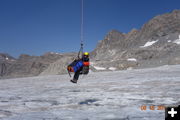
(140, 40), (158, 48)
(0, 65), (180, 120)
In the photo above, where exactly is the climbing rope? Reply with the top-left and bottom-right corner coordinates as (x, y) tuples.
(78, 0), (84, 59)
(67, 0), (85, 77)
(81, 0), (84, 46)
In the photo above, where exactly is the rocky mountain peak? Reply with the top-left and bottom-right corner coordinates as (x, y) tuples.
(128, 28), (138, 34)
(19, 54), (32, 60)
(101, 30), (125, 43)
(125, 28), (139, 39)
(0, 53), (16, 62)
(108, 29), (124, 35)
(172, 9), (180, 18)
(91, 9), (180, 71)
(1, 10), (180, 78)
(139, 10), (180, 40)
(92, 10), (180, 58)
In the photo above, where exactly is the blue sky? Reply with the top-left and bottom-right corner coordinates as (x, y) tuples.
(0, 0), (180, 57)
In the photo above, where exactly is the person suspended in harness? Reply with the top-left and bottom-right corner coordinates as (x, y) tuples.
(67, 52), (90, 83)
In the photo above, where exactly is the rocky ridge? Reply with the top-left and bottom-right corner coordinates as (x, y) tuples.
(91, 10), (180, 70)
(1, 10), (180, 78)
(0, 52), (76, 79)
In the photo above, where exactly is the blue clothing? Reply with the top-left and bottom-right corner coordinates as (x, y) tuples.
(73, 60), (83, 72)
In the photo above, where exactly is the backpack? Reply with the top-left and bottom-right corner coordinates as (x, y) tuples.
(67, 59), (83, 73)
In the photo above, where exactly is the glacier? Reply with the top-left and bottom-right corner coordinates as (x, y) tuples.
(0, 65), (180, 120)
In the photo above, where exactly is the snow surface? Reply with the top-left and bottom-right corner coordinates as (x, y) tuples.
(0, 65), (180, 120)
(127, 58), (137, 62)
(173, 35), (180, 44)
(140, 40), (158, 48)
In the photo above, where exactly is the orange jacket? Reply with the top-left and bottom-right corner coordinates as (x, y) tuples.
(83, 62), (90, 66)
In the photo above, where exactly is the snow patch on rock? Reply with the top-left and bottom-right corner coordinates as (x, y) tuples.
(173, 35), (180, 44)
(127, 67), (133, 70)
(50, 52), (60, 55)
(168, 40), (172, 42)
(108, 67), (117, 71)
(140, 40), (158, 48)
(93, 66), (106, 70)
(109, 50), (116, 55)
(91, 62), (107, 71)
(127, 58), (137, 62)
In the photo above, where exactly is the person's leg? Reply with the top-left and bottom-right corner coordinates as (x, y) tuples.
(73, 70), (80, 81)
(72, 67), (82, 83)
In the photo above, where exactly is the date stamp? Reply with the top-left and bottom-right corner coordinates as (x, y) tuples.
(140, 105), (165, 111)
(140, 105), (180, 120)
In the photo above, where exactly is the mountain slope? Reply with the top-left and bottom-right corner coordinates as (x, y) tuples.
(1, 10), (180, 78)
(91, 10), (180, 70)
(0, 52), (75, 79)
(0, 53), (16, 77)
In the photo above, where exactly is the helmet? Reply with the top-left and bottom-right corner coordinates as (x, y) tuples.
(84, 52), (89, 56)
